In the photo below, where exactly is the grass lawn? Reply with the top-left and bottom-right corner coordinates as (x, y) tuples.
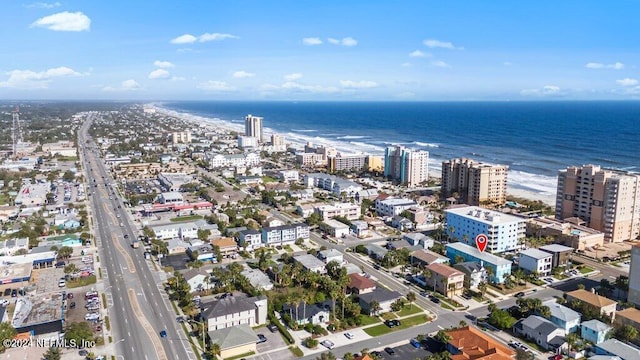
(380, 312), (398, 320)
(579, 266), (595, 274)
(261, 176), (278, 183)
(226, 352), (255, 360)
(397, 305), (422, 317)
(357, 314), (380, 326)
(67, 275), (97, 288)
(364, 314), (429, 337)
(289, 346), (304, 357)
(170, 215), (204, 222)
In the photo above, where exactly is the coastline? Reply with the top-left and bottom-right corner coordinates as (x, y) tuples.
(151, 104), (557, 206)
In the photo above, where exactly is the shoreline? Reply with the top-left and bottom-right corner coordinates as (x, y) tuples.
(151, 104), (557, 206)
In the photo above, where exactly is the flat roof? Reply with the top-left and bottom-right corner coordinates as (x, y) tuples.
(12, 294), (64, 328)
(539, 244), (574, 253)
(0, 262), (32, 283)
(446, 242), (512, 266)
(323, 219), (350, 229)
(520, 248), (553, 260)
(445, 206), (524, 225)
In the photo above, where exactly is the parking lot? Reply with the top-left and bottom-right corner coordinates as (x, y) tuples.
(254, 326), (288, 353)
(373, 342), (434, 360)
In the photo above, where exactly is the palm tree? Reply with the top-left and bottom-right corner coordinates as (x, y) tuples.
(406, 291), (416, 309)
(209, 342), (221, 359)
(369, 300), (381, 316)
(478, 282), (488, 298)
(566, 332), (579, 353)
(485, 266), (494, 283)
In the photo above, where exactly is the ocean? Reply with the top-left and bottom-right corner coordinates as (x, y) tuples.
(159, 101), (640, 198)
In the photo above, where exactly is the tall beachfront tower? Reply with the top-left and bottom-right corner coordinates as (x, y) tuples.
(245, 114), (263, 142)
(384, 145), (429, 187)
(441, 158), (509, 206)
(628, 244), (640, 307)
(555, 164), (640, 243)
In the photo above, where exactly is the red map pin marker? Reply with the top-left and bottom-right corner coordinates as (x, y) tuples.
(475, 234), (488, 253)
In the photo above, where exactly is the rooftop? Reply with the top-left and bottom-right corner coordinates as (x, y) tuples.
(616, 307), (640, 324)
(520, 248), (553, 260)
(211, 237), (237, 248)
(581, 319), (612, 332)
(207, 323), (256, 350)
(323, 219), (350, 229)
(446, 326), (515, 360)
(567, 289), (616, 308)
(522, 315), (561, 336)
(348, 273), (376, 290)
(446, 242), (512, 266)
(294, 254), (326, 271)
(358, 287), (401, 304)
(544, 300), (581, 322)
(426, 263), (464, 278)
(201, 294), (265, 319)
(539, 244), (575, 253)
(596, 339), (640, 360)
(411, 249), (448, 264)
(12, 294), (64, 328)
(445, 206), (524, 225)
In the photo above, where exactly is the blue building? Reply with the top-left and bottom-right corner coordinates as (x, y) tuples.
(543, 300), (581, 334)
(581, 319), (611, 345)
(445, 242), (512, 283)
(445, 206), (526, 253)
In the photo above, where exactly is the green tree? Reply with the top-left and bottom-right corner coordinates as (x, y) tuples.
(369, 300), (381, 316)
(434, 330), (451, 344)
(62, 170), (76, 182)
(306, 212), (322, 226)
(43, 347), (62, 360)
(613, 324), (639, 343)
(515, 348), (534, 360)
(64, 263), (78, 274)
(64, 322), (95, 344)
(197, 229), (211, 241)
(316, 352), (336, 360)
(57, 246), (73, 259)
(406, 290), (416, 309)
(478, 282), (488, 298)
(487, 308), (517, 330)
(0, 322), (17, 353)
(566, 332), (580, 353)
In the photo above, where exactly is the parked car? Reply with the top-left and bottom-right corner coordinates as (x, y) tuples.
(514, 292), (525, 298)
(410, 338), (421, 348)
(344, 332), (355, 339)
(256, 334), (267, 344)
(385, 319), (401, 328)
(321, 340), (335, 349)
(267, 323), (278, 333)
(384, 347), (395, 355)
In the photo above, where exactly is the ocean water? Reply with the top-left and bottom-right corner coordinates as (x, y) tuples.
(160, 101), (640, 197)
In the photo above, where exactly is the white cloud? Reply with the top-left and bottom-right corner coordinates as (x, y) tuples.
(585, 62), (624, 70)
(170, 76), (185, 81)
(327, 37), (357, 46)
(31, 11), (91, 32)
(409, 50), (431, 58)
(340, 80), (378, 89)
(170, 32), (238, 44)
(520, 85), (561, 96)
(423, 39), (463, 50)
(431, 60), (451, 68)
(199, 33), (238, 42)
(0, 66), (82, 88)
(616, 78), (638, 86)
(26, 2), (61, 9)
(148, 69), (170, 79)
(170, 34), (197, 44)
(102, 79), (141, 92)
(198, 81), (235, 92)
(281, 81), (340, 93)
(302, 37), (323, 46)
(153, 61), (174, 69)
(284, 73), (303, 81)
(232, 70), (255, 78)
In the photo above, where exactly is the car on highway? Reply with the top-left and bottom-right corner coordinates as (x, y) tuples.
(160, 330), (167, 338)
(384, 347), (395, 355)
(321, 340), (335, 349)
(514, 292), (525, 298)
(344, 332), (355, 339)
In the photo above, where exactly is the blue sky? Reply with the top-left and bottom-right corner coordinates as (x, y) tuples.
(1, 0), (639, 100)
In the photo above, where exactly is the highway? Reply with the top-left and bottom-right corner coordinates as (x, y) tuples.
(79, 114), (195, 360)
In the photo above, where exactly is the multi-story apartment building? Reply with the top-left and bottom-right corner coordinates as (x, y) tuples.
(172, 131), (192, 144)
(328, 154), (368, 173)
(445, 206), (526, 253)
(201, 295), (268, 331)
(237, 135), (258, 149)
(206, 152), (261, 169)
(627, 244), (640, 307)
(314, 202), (361, 221)
(383, 145), (429, 187)
(556, 164), (640, 243)
(261, 223), (310, 246)
(237, 229), (263, 252)
(518, 248), (553, 276)
(445, 242), (512, 283)
(441, 158), (509, 206)
(295, 152), (325, 167)
(244, 114), (263, 142)
(425, 263), (465, 298)
(374, 197), (417, 217)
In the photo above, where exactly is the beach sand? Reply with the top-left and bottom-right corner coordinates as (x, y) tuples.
(153, 104), (557, 206)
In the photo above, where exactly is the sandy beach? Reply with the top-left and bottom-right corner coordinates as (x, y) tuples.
(152, 104), (558, 206)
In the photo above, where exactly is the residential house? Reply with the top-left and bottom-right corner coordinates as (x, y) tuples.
(240, 268), (273, 291)
(261, 223), (310, 246)
(453, 262), (488, 290)
(514, 315), (566, 351)
(314, 202), (361, 221)
(425, 263), (465, 298)
(166, 238), (189, 254)
(318, 249), (343, 265)
(614, 307), (640, 329)
(294, 254), (327, 274)
(519, 248), (553, 276)
(363, 244), (388, 260)
(445, 242), (512, 284)
(186, 243), (216, 262)
(403, 233), (434, 249)
(595, 339), (640, 360)
(539, 244), (574, 268)
(237, 229), (263, 252)
(211, 237), (238, 259)
(544, 300), (581, 334)
(263, 217), (284, 228)
(358, 287), (402, 315)
(282, 302), (330, 326)
(321, 219), (350, 238)
(410, 249), (449, 267)
(566, 289), (617, 321)
(296, 204), (316, 218)
(445, 326), (515, 360)
(201, 294), (268, 331)
(182, 268), (212, 292)
(350, 221), (369, 238)
(348, 273), (376, 295)
(391, 216), (413, 231)
(375, 197), (417, 217)
(581, 319), (612, 345)
(207, 324), (257, 360)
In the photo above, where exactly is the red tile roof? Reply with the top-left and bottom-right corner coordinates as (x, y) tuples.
(348, 273), (376, 290)
(447, 326), (515, 360)
(426, 263), (464, 278)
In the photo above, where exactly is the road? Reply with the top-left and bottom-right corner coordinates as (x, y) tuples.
(80, 114), (195, 360)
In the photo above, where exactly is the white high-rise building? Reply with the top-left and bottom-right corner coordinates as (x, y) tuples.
(383, 145), (429, 187)
(245, 114), (263, 142)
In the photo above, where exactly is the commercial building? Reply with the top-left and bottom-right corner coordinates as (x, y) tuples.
(12, 294), (65, 335)
(441, 158), (509, 206)
(328, 154), (368, 173)
(270, 134), (286, 152)
(237, 135), (258, 149)
(15, 182), (51, 206)
(445, 206), (526, 253)
(244, 114), (263, 142)
(555, 164), (640, 243)
(445, 242), (512, 283)
(518, 248), (553, 276)
(627, 244), (640, 307)
(374, 197), (417, 217)
(314, 202), (361, 221)
(206, 152), (261, 169)
(158, 173), (194, 192)
(383, 145), (429, 187)
(527, 217), (604, 250)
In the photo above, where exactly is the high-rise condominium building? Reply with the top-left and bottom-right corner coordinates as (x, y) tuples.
(383, 145), (429, 187)
(441, 158), (509, 206)
(555, 164), (640, 243)
(628, 244), (640, 307)
(245, 114), (263, 142)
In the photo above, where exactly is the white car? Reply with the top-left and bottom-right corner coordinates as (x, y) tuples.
(344, 332), (355, 340)
(321, 340), (335, 349)
(58, 280), (66, 287)
(84, 313), (99, 321)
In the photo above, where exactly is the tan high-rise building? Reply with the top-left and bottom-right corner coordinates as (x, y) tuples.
(555, 164), (640, 243)
(441, 158), (509, 206)
(245, 114), (263, 142)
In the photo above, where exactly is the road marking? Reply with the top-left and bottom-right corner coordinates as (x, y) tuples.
(437, 325), (444, 329)
(127, 288), (168, 360)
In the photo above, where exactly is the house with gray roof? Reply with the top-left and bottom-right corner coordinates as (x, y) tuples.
(363, 244), (387, 260)
(581, 319), (612, 345)
(282, 302), (330, 326)
(543, 300), (581, 334)
(403, 232), (434, 249)
(201, 294), (267, 331)
(207, 323), (257, 359)
(181, 268), (211, 292)
(294, 254), (326, 274)
(318, 249), (343, 264)
(453, 261), (488, 289)
(241, 268), (273, 291)
(595, 339), (640, 360)
(358, 287), (402, 315)
(514, 315), (566, 351)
